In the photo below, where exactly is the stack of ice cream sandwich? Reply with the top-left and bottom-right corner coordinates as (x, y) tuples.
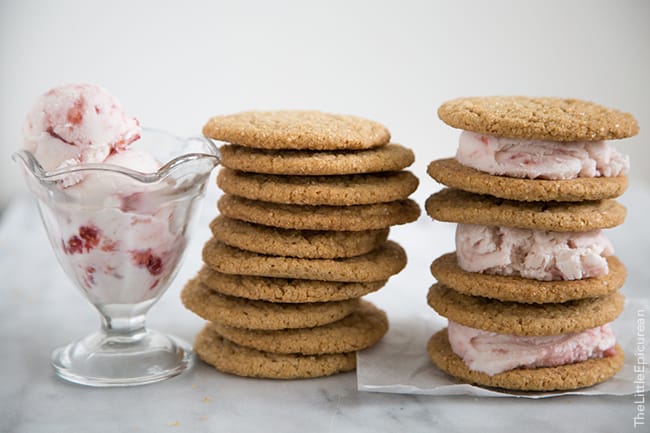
(182, 110), (420, 379)
(424, 96), (638, 391)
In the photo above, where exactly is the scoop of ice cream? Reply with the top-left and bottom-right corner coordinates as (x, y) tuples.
(55, 147), (181, 304)
(22, 83), (141, 172)
(104, 147), (161, 172)
(455, 224), (614, 281)
(456, 130), (629, 180)
(65, 148), (162, 210)
(447, 321), (617, 376)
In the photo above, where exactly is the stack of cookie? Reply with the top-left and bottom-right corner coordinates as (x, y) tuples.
(182, 110), (420, 379)
(424, 96), (638, 391)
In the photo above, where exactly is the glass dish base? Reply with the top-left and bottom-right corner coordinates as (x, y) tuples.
(51, 329), (195, 387)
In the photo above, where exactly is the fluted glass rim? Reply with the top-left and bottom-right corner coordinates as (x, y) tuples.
(12, 127), (220, 184)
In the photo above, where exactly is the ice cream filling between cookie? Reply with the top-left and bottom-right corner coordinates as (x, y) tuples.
(455, 224), (613, 281)
(447, 321), (617, 376)
(456, 130), (629, 180)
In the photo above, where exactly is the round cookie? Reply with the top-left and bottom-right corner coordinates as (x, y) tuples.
(202, 239), (407, 282)
(427, 158), (628, 202)
(210, 216), (389, 259)
(425, 188), (626, 231)
(427, 329), (624, 391)
(437, 96), (639, 141)
(430, 252), (627, 304)
(203, 110), (390, 150)
(182, 278), (359, 330)
(195, 326), (356, 379)
(217, 168), (419, 206)
(219, 143), (415, 175)
(198, 267), (386, 303)
(211, 300), (388, 355)
(218, 195), (421, 231)
(427, 284), (624, 336)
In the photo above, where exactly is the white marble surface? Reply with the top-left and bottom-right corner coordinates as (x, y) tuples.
(1, 183), (649, 433)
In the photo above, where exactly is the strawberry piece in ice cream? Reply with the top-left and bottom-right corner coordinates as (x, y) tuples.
(447, 321), (617, 376)
(456, 130), (629, 180)
(59, 207), (185, 304)
(455, 224), (614, 281)
(23, 83), (141, 172)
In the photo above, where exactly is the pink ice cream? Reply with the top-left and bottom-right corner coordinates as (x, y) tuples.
(23, 83), (141, 173)
(455, 224), (614, 281)
(22, 84), (186, 305)
(55, 205), (185, 304)
(447, 321), (617, 376)
(456, 130), (629, 180)
(58, 146), (180, 304)
(65, 148), (162, 206)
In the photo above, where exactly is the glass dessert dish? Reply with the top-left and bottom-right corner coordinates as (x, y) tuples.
(13, 128), (220, 387)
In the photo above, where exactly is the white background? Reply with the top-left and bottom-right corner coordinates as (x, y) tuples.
(1, 3), (649, 431)
(0, 0), (648, 209)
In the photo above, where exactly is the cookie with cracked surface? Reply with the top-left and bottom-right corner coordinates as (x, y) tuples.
(203, 110), (390, 150)
(181, 278), (358, 330)
(427, 329), (624, 391)
(426, 284), (624, 336)
(198, 267), (386, 303)
(437, 96), (638, 141)
(195, 326), (356, 379)
(217, 168), (418, 206)
(430, 252), (626, 304)
(424, 188), (626, 231)
(219, 143), (414, 175)
(202, 239), (407, 282)
(218, 195), (420, 231)
(211, 300), (388, 355)
(427, 158), (628, 202)
(210, 215), (389, 259)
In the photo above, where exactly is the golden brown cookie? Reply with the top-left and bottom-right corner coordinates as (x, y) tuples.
(202, 239), (407, 282)
(425, 188), (626, 231)
(218, 195), (421, 231)
(427, 284), (624, 336)
(427, 329), (624, 391)
(219, 143), (414, 175)
(195, 326), (356, 379)
(211, 300), (388, 355)
(210, 215), (389, 259)
(198, 267), (386, 303)
(203, 110), (390, 150)
(430, 252), (626, 304)
(217, 168), (419, 206)
(181, 278), (358, 330)
(437, 96), (639, 141)
(427, 158), (628, 202)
